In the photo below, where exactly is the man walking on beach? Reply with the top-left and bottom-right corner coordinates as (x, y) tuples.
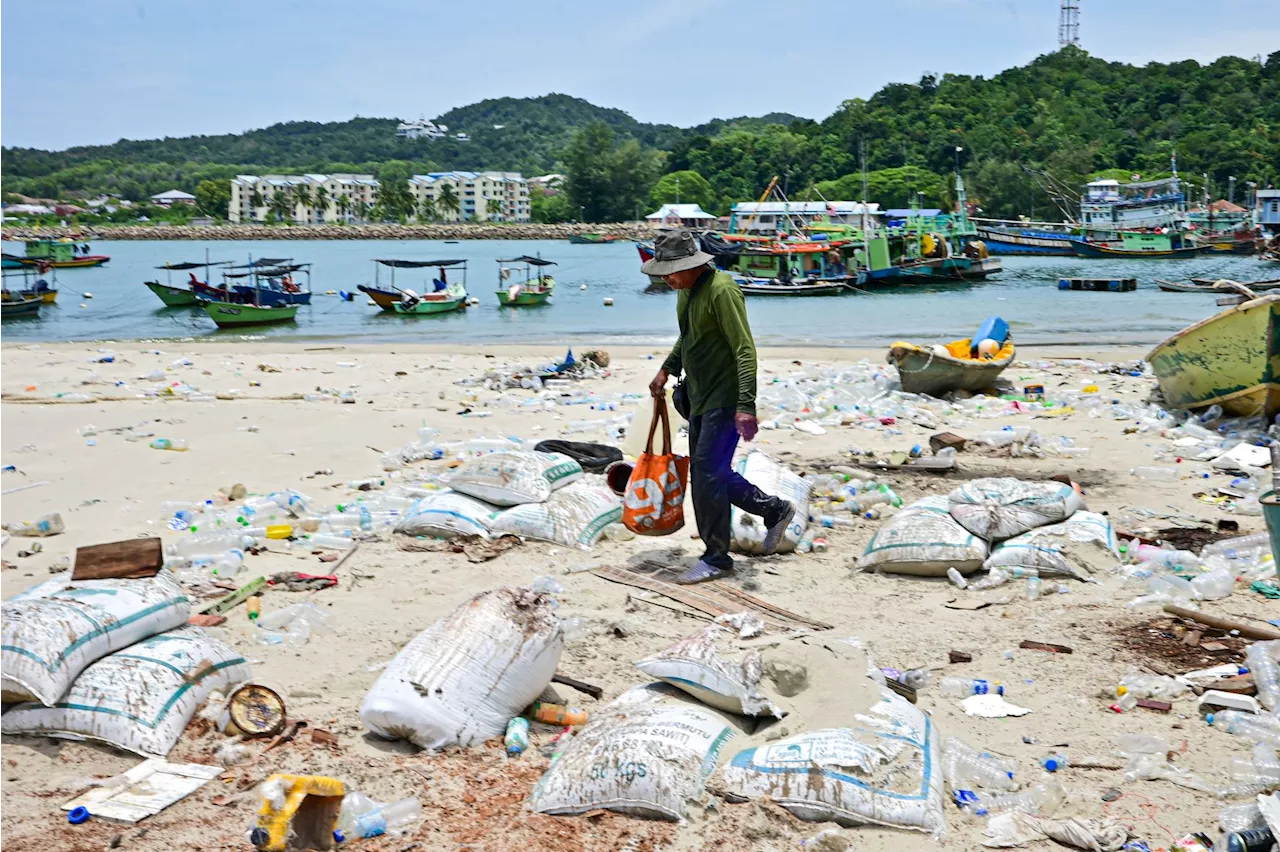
(643, 229), (795, 584)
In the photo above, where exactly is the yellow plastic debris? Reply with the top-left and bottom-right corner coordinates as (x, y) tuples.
(1082, 384), (1099, 393)
(251, 774), (345, 852)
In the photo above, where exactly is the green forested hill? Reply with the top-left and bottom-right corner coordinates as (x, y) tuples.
(4, 48), (1277, 221)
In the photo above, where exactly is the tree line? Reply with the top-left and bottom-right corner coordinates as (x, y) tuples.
(4, 48), (1277, 225)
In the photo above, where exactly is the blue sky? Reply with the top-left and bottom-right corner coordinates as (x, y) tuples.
(3, 0), (1277, 151)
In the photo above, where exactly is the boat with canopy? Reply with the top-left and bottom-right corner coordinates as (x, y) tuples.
(495, 255), (556, 306)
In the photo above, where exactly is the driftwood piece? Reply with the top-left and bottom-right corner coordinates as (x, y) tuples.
(72, 538), (163, 581)
(1162, 604), (1280, 641)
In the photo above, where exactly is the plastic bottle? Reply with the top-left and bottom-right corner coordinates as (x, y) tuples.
(149, 438), (189, 451)
(336, 797), (422, 841)
(1217, 801), (1266, 834)
(1025, 577), (1044, 599)
(1202, 533), (1271, 559)
(947, 567), (968, 589)
(943, 737), (1017, 791)
(3, 513), (66, 537)
(1211, 710), (1280, 747)
(1041, 752), (1068, 772)
(306, 533), (355, 551)
(169, 532), (255, 558)
(811, 536), (829, 554)
(504, 717), (530, 757)
(816, 514), (853, 528)
(1245, 642), (1280, 711)
(941, 677), (1003, 697)
(960, 781), (1065, 817)
(1218, 827), (1276, 852)
(1190, 566), (1235, 601)
(246, 597), (260, 621)
(795, 528), (817, 554)
(531, 702), (588, 725)
(1130, 466), (1178, 481)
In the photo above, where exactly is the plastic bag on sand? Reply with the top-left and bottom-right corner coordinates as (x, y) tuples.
(730, 450), (812, 555)
(440, 451), (582, 506)
(948, 478), (1084, 542)
(360, 587), (563, 749)
(394, 490), (498, 539)
(983, 812), (1129, 850)
(488, 480), (622, 549)
(634, 625), (784, 717)
(984, 511), (1118, 580)
(1, 626), (250, 757)
(529, 683), (740, 820)
(2, 573), (190, 706)
(856, 495), (988, 576)
(715, 690), (946, 835)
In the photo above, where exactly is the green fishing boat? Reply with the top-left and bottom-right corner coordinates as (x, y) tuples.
(202, 300), (298, 328)
(391, 283), (469, 314)
(146, 281), (199, 306)
(144, 259), (232, 307)
(568, 233), (618, 245)
(368, 258), (470, 315)
(1147, 290), (1280, 419)
(496, 255), (556, 306)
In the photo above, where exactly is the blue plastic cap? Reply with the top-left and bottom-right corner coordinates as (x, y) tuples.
(1045, 758), (1063, 772)
(68, 807), (91, 824)
(1205, 713), (1215, 724)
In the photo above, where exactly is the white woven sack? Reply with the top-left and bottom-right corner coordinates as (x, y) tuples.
(529, 683), (739, 820)
(1, 573), (190, 706)
(947, 477), (1083, 542)
(984, 510), (1118, 579)
(1, 626), (250, 756)
(634, 625), (784, 717)
(394, 490), (498, 539)
(488, 480), (621, 549)
(856, 495), (988, 576)
(360, 587), (563, 749)
(716, 690), (946, 835)
(729, 450), (812, 554)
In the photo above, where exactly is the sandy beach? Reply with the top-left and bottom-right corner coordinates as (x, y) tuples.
(2, 339), (1276, 852)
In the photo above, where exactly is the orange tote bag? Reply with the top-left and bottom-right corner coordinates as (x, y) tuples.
(622, 397), (689, 535)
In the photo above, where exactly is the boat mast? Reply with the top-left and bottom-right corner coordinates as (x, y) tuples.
(860, 138), (870, 273)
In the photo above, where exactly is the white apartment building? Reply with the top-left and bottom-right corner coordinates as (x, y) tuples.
(407, 171), (531, 222)
(229, 174), (379, 223)
(395, 118), (448, 140)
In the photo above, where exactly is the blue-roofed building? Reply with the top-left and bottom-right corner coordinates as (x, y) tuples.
(408, 171), (530, 222)
(1256, 189), (1280, 234)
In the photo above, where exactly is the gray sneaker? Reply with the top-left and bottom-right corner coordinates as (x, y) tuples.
(762, 502), (797, 555)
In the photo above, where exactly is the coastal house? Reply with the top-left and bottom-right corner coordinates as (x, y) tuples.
(150, 189), (197, 207)
(728, 201), (881, 234)
(529, 174), (565, 197)
(229, 174), (379, 223)
(1256, 188), (1280, 234)
(645, 203), (717, 229)
(408, 171), (530, 222)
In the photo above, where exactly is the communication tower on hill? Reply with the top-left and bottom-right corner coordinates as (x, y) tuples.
(1058, 0), (1080, 48)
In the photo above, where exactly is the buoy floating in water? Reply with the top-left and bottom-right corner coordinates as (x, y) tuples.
(79, 303), (88, 309)
(83, 292), (94, 299)
(603, 297), (614, 307)
(580, 284), (587, 290)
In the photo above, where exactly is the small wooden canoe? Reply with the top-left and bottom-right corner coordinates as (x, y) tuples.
(887, 337), (1016, 397)
(2, 287), (57, 304)
(15, 254), (110, 268)
(203, 300), (298, 328)
(145, 281), (200, 307)
(1147, 294), (1280, 419)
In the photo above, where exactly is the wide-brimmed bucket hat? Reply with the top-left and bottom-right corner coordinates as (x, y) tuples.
(641, 229), (714, 276)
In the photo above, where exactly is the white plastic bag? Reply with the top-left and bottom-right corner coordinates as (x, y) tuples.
(394, 490), (498, 539)
(360, 587), (563, 749)
(717, 690), (946, 835)
(983, 510), (1117, 579)
(729, 451), (812, 555)
(634, 625), (784, 717)
(488, 480), (621, 549)
(440, 451), (581, 506)
(1, 626), (250, 756)
(948, 478), (1083, 542)
(1, 573), (190, 706)
(856, 495), (988, 576)
(529, 683), (739, 820)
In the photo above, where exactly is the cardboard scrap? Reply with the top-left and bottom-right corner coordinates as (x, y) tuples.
(62, 760), (223, 823)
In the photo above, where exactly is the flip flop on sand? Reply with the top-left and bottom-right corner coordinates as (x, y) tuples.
(675, 560), (728, 585)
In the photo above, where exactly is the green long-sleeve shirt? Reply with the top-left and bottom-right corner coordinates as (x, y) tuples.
(662, 268), (758, 417)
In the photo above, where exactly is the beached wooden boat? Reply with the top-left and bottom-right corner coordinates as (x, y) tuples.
(1, 296), (42, 318)
(496, 255), (556, 306)
(1158, 278), (1280, 294)
(1148, 293), (1280, 419)
(888, 333), (1016, 397)
(202, 300), (298, 328)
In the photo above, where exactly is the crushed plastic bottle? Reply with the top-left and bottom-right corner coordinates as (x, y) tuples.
(956, 781), (1065, 817)
(335, 795), (422, 841)
(943, 737), (1018, 791)
(256, 603), (334, 647)
(941, 677), (1003, 697)
(150, 438), (189, 451)
(1245, 642), (1280, 711)
(3, 513), (66, 537)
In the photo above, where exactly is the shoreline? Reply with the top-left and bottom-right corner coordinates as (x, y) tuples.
(1, 223), (651, 241)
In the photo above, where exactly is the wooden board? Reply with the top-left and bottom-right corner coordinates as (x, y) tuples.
(591, 565), (832, 633)
(72, 538), (163, 581)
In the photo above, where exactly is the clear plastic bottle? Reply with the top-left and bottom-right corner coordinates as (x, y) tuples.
(1245, 642), (1280, 711)
(1217, 801), (1266, 834)
(335, 795), (422, 841)
(1025, 577), (1044, 599)
(1041, 752), (1068, 772)
(963, 781), (1065, 817)
(944, 737), (1018, 791)
(1190, 566), (1236, 601)
(3, 513), (66, 537)
(947, 567), (968, 589)
(1130, 466), (1178, 481)
(1211, 710), (1280, 747)
(306, 533), (355, 551)
(169, 532), (255, 558)
(941, 677), (1003, 697)
(1202, 533), (1271, 559)
(149, 438), (189, 451)
(816, 515), (853, 528)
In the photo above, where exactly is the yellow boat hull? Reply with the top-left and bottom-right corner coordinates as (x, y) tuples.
(1147, 295), (1280, 419)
